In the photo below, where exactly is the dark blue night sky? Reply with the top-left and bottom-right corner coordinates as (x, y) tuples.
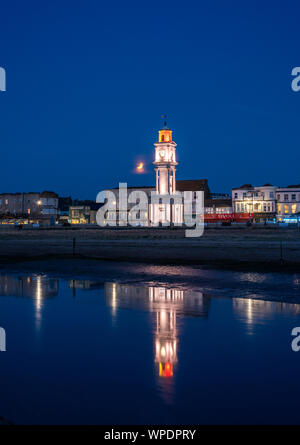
(0, 0), (299, 199)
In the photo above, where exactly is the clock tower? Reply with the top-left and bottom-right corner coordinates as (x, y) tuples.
(150, 120), (183, 225)
(153, 123), (177, 195)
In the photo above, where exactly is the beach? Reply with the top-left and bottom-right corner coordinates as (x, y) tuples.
(0, 226), (299, 270)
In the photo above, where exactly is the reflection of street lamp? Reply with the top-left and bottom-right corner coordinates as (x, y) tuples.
(36, 200), (42, 221)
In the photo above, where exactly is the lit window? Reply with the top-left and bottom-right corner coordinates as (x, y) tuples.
(292, 204), (297, 214)
(278, 204), (282, 213)
(284, 205), (289, 214)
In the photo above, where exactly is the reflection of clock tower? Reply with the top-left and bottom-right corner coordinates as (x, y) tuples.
(154, 123), (177, 195)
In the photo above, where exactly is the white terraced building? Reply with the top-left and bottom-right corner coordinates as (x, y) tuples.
(276, 185), (300, 222)
(232, 184), (277, 222)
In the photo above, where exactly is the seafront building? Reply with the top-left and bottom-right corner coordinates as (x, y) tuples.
(204, 195), (232, 216)
(276, 185), (300, 222)
(68, 204), (99, 224)
(0, 191), (59, 224)
(232, 184), (277, 222)
(232, 183), (300, 224)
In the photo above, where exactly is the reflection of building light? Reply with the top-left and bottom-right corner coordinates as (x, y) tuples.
(159, 362), (173, 377)
(36, 275), (43, 311)
(247, 299), (253, 322)
(111, 282), (117, 317)
(234, 298), (300, 324)
(160, 309), (167, 327)
(35, 275), (44, 331)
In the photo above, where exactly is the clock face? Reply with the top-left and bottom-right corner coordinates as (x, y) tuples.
(159, 150), (165, 158)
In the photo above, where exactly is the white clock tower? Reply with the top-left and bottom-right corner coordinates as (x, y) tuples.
(154, 123), (177, 195)
(150, 120), (183, 225)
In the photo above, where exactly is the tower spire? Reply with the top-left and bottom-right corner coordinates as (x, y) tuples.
(161, 114), (168, 128)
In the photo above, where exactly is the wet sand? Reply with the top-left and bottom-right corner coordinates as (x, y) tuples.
(0, 226), (299, 271)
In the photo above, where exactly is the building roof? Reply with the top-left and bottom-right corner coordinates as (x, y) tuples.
(277, 185), (300, 190)
(205, 198), (232, 208)
(232, 184), (253, 190)
(40, 191), (58, 198)
(176, 179), (209, 191)
(0, 191), (58, 197)
(176, 179), (211, 199)
(210, 192), (230, 199)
